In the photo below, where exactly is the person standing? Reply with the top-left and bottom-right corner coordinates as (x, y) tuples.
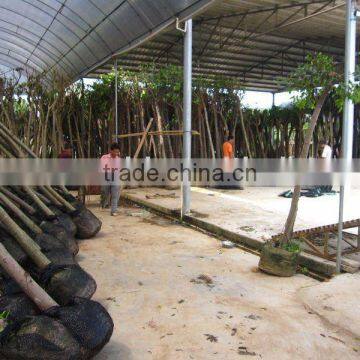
(318, 140), (333, 192)
(319, 140), (332, 159)
(100, 143), (121, 216)
(222, 135), (235, 158)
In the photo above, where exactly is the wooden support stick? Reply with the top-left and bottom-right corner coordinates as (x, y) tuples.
(114, 130), (200, 139)
(134, 118), (153, 159)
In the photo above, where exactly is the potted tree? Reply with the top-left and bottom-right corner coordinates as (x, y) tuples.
(259, 53), (360, 277)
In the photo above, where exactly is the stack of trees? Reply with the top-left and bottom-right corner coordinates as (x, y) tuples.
(0, 125), (114, 358)
(1, 63), (357, 160)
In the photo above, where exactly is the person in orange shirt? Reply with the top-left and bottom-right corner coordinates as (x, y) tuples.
(222, 135), (235, 158)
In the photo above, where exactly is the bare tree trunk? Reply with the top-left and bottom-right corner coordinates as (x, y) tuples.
(0, 243), (58, 311)
(0, 205), (50, 269)
(238, 100), (252, 158)
(201, 96), (215, 158)
(283, 90), (329, 241)
(0, 191), (42, 235)
(212, 101), (221, 157)
(154, 102), (166, 158)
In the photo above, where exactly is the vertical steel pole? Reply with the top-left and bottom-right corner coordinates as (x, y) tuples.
(115, 59), (119, 142)
(182, 19), (193, 216)
(336, 0), (356, 273)
(272, 92), (275, 107)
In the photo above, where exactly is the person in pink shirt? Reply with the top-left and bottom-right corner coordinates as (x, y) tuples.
(100, 143), (121, 216)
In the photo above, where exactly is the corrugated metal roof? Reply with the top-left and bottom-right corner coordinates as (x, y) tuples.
(90, 0), (352, 92)
(0, 1), (354, 92)
(0, 0), (214, 80)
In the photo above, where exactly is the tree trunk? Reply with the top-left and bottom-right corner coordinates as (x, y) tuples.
(201, 96), (215, 158)
(154, 102), (166, 158)
(238, 101), (252, 158)
(0, 205), (50, 269)
(0, 242), (58, 311)
(283, 90), (329, 241)
(212, 101), (221, 157)
(0, 191), (42, 235)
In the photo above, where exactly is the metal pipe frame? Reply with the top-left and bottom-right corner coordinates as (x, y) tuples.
(337, 0), (357, 274)
(182, 19), (193, 216)
(115, 59), (119, 142)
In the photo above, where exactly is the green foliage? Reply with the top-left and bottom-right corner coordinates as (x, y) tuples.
(283, 52), (360, 112)
(280, 241), (301, 253)
(283, 53), (340, 111)
(0, 310), (10, 333)
(0, 310), (10, 320)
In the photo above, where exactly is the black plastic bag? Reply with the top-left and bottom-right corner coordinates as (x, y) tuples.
(0, 315), (81, 359)
(0, 293), (39, 321)
(0, 231), (28, 265)
(34, 233), (68, 252)
(41, 265), (97, 306)
(0, 275), (22, 296)
(43, 248), (76, 266)
(40, 222), (79, 255)
(46, 297), (114, 359)
(71, 204), (102, 239)
(48, 206), (77, 237)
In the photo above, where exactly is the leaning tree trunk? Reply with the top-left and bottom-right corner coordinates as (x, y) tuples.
(0, 205), (50, 269)
(283, 90), (329, 241)
(0, 243), (58, 311)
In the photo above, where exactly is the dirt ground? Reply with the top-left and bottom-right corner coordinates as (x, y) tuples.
(77, 198), (360, 360)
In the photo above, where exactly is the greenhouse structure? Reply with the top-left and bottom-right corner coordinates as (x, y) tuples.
(0, 1), (359, 359)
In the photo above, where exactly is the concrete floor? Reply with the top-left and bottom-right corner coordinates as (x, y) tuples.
(123, 186), (360, 241)
(77, 198), (360, 360)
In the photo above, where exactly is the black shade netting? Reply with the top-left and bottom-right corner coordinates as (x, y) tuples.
(41, 265), (96, 306)
(39, 222), (79, 255)
(25, 247), (77, 280)
(48, 206), (77, 237)
(0, 275), (22, 296)
(46, 297), (114, 359)
(0, 293), (39, 322)
(0, 315), (81, 360)
(71, 204), (102, 240)
(0, 231), (28, 265)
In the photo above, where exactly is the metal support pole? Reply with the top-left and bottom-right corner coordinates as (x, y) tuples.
(336, 0), (357, 273)
(114, 59), (119, 142)
(182, 19), (193, 217)
(272, 92), (275, 108)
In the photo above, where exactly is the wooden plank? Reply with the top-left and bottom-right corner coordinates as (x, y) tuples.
(134, 118), (153, 159)
(113, 130), (200, 139)
(300, 236), (324, 256)
(273, 218), (360, 240)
